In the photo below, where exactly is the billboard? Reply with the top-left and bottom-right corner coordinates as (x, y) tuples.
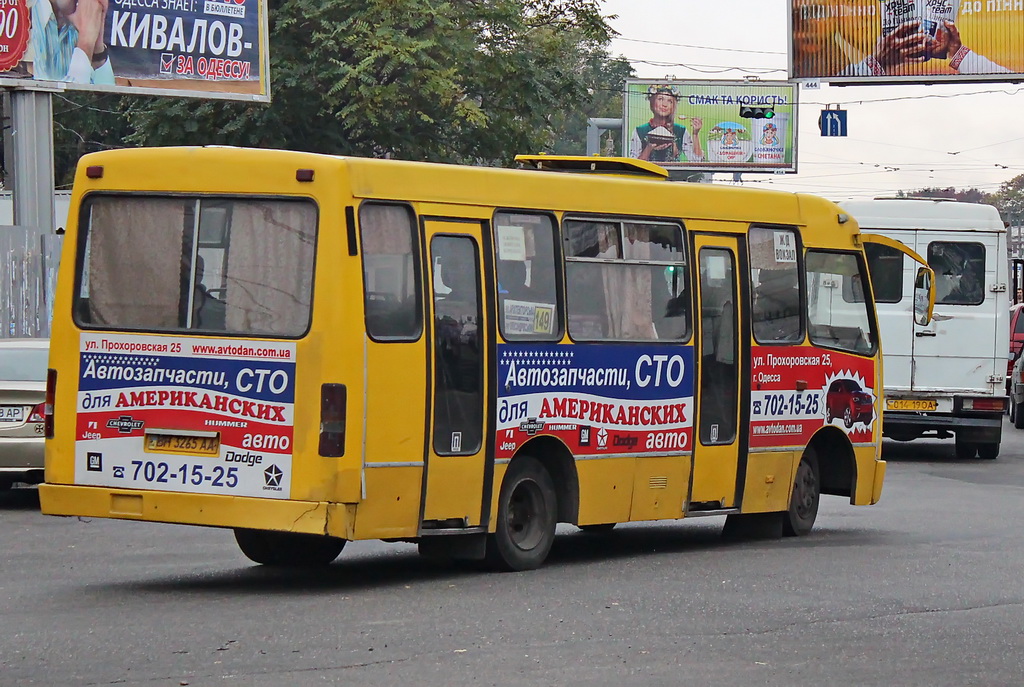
(0, 0), (270, 101)
(790, 1), (1024, 84)
(623, 79), (799, 174)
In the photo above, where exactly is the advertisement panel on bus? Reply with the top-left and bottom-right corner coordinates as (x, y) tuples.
(0, 0), (269, 101)
(622, 79), (798, 174)
(790, 0), (1024, 84)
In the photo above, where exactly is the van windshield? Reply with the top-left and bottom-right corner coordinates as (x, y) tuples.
(74, 196), (317, 337)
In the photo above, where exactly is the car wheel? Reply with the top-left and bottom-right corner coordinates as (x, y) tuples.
(843, 406), (854, 428)
(234, 528), (346, 567)
(783, 448), (820, 537)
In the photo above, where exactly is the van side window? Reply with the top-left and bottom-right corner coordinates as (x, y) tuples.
(494, 212), (561, 341)
(749, 226), (802, 344)
(928, 241), (985, 306)
(360, 204), (422, 340)
(564, 218), (689, 341)
(861, 242), (904, 303)
(806, 250), (875, 355)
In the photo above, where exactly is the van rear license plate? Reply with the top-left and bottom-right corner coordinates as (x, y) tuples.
(886, 399), (937, 411)
(145, 433), (220, 456)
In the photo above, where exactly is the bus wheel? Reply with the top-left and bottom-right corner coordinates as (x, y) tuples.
(233, 528), (346, 567)
(1016, 403), (1024, 429)
(783, 449), (819, 537)
(486, 456), (557, 571)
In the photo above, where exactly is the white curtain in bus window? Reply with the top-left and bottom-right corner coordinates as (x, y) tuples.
(749, 226), (802, 343)
(805, 250), (874, 354)
(928, 241), (985, 306)
(564, 219), (688, 341)
(224, 201), (316, 335)
(84, 198), (187, 328)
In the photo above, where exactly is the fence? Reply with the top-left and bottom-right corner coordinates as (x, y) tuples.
(1, 227), (63, 339)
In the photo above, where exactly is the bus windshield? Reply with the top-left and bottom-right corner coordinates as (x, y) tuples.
(75, 195), (317, 337)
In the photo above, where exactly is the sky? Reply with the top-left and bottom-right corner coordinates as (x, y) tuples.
(600, 0), (1024, 201)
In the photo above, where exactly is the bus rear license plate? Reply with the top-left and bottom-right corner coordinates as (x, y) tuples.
(886, 399), (937, 411)
(145, 433), (220, 456)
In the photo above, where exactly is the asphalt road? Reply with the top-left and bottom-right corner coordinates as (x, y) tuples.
(4, 423), (1024, 687)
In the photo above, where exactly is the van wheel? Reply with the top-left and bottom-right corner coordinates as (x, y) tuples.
(978, 443), (999, 460)
(843, 407), (854, 428)
(783, 449), (819, 537)
(954, 439), (976, 460)
(486, 456), (557, 571)
(234, 528), (346, 567)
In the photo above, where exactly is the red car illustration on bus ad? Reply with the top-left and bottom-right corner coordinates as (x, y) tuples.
(73, 333), (296, 499)
(497, 343), (695, 459)
(750, 345), (877, 448)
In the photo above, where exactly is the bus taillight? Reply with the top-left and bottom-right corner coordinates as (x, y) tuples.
(319, 384), (346, 457)
(45, 368), (57, 439)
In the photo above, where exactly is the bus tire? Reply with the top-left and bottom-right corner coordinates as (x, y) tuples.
(783, 448), (819, 537)
(1015, 403), (1024, 429)
(233, 528), (346, 567)
(486, 456), (557, 571)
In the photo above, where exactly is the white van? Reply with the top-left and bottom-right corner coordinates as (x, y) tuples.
(842, 198), (1009, 459)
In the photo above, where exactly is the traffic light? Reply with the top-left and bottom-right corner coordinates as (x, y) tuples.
(739, 106), (775, 119)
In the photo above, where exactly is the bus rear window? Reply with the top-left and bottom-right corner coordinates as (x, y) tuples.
(75, 196), (317, 337)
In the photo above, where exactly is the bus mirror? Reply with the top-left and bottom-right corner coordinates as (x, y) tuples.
(914, 266), (935, 326)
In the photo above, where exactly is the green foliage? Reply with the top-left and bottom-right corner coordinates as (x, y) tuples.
(38, 0), (623, 184)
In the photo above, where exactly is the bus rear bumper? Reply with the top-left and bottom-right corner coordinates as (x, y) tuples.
(39, 484), (356, 539)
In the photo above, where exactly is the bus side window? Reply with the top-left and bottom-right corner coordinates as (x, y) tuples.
(495, 213), (561, 341)
(565, 218), (688, 342)
(360, 204), (422, 340)
(749, 226), (803, 344)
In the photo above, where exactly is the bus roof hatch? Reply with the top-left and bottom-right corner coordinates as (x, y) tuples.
(514, 155), (669, 180)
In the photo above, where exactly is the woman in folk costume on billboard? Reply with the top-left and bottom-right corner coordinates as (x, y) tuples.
(630, 84), (704, 163)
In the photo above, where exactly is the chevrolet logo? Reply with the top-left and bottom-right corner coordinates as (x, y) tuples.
(106, 416), (144, 433)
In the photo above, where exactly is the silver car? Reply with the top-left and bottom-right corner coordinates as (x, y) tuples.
(0, 339), (48, 489)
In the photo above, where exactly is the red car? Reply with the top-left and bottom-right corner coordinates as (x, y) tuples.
(825, 378), (874, 428)
(1009, 303), (1024, 392)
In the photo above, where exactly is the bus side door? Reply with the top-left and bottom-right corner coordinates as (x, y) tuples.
(690, 235), (748, 509)
(421, 219), (493, 529)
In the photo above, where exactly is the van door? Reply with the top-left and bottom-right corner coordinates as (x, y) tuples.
(913, 231), (1002, 393)
(420, 219), (493, 529)
(865, 229), (916, 391)
(690, 236), (746, 509)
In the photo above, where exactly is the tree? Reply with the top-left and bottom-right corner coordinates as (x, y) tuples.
(39, 0), (621, 185)
(990, 174), (1024, 223)
(896, 186), (996, 204)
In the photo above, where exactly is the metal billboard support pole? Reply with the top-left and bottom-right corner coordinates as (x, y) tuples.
(5, 90), (55, 234)
(586, 118), (622, 156)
